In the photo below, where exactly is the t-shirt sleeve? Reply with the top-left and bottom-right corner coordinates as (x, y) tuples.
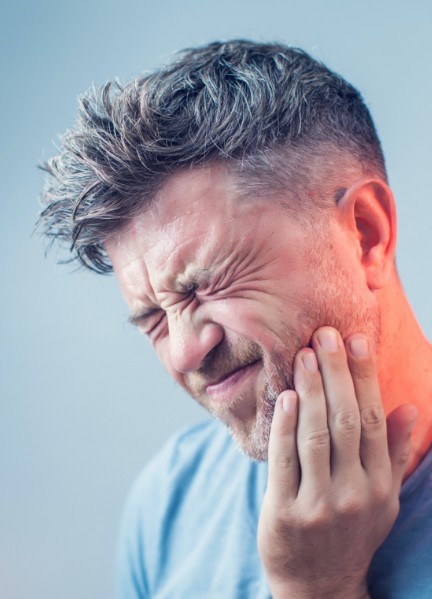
(116, 473), (151, 599)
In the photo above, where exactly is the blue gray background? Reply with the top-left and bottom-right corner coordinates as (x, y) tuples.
(1, 1), (431, 598)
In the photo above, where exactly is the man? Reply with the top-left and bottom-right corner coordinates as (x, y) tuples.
(38, 40), (432, 598)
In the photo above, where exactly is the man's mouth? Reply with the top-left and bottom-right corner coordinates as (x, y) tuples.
(205, 359), (261, 400)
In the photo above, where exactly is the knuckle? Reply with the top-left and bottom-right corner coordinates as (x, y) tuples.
(260, 493), (290, 529)
(305, 427), (331, 448)
(306, 501), (332, 528)
(273, 453), (297, 472)
(388, 496), (401, 522)
(335, 491), (364, 518)
(370, 478), (391, 505)
(393, 447), (411, 468)
(360, 404), (385, 431)
(333, 409), (359, 433)
(263, 503), (296, 536)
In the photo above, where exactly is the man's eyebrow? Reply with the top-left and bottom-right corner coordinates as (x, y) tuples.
(177, 267), (214, 292)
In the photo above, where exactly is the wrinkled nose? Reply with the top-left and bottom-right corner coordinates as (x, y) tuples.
(167, 310), (224, 373)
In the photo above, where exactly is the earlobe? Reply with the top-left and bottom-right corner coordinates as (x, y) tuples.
(336, 179), (397, 290)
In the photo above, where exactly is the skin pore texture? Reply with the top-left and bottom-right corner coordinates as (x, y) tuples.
(105, 163), (432, 470)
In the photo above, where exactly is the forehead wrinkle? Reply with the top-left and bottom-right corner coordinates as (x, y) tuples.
(122, 167), (272, 299)
(149, 217), (226, 286)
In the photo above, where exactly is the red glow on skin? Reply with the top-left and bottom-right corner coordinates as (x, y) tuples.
(106, 165), (432, 467)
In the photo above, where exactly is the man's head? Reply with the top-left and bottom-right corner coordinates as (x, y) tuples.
(38, 40), (396, 460)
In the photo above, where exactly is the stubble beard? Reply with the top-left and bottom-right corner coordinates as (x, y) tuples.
(237, 290), (379, 462)
(185, 329), (304, 461)
(185, 251), (381, 462)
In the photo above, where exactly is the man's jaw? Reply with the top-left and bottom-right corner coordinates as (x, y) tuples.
(182, 341), (298, 460)
(187, 357), (289, 461)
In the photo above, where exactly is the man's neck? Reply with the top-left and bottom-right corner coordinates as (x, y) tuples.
(377, 276), (432, 478)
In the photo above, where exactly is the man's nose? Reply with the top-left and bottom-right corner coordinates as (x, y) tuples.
(167, 310), (224, 373)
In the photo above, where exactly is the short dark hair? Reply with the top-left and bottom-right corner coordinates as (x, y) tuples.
(38, 39), (387, 273)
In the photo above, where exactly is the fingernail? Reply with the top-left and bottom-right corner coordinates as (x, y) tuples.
(282, 391), (297, 414)
(349, 336), (369, 359)
(318, 329), (338, 352)
(302, 351), (318, 372)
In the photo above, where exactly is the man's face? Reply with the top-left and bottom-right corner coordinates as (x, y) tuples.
(106, 165), (379, 460)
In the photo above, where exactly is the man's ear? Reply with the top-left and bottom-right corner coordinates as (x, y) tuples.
(336, 178), (397, 289)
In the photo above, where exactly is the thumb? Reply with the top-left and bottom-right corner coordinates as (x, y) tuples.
(387, 403), (417, 489)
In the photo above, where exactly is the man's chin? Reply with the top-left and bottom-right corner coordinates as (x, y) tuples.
(190, 362), (284, 461)
(225, 422), (270, 461)
(219, 398), (276, 462)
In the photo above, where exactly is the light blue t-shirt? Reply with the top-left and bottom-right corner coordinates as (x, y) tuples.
(117, 420), (432, 598)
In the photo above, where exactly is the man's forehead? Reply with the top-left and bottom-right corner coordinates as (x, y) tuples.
(107, 165), (260, 257)
(105, 162), (316, 306)
(153, 163), (240, 216)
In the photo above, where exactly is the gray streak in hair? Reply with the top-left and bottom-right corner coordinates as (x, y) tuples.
(37, 39), (387, 273)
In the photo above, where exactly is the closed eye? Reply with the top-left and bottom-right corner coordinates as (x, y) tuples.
(128, 308), (164, 331)
(178, 281), (199, 295)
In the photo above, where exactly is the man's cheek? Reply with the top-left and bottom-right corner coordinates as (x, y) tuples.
(207, 300), (284, 345)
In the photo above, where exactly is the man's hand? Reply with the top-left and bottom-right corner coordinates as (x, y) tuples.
(257, 326), (417, 599)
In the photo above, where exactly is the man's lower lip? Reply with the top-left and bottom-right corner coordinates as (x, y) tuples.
(206, 361), (260, 399)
